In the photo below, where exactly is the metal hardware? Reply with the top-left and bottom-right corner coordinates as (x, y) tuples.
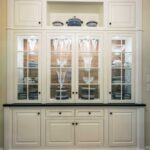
(76, 92), (78, 94)
(72, 122), (75, 125)
(38, 21), (41, 24)
(59, 112), (62, 115)
(72, 92), (75, 94)
(109, 91), (111, 94)
(110, 112), (113, 115)
(109, 22), (112, 25)
(88, 112), (91, 115)
(38, 92), (41, 94)
(37, 112), (40, 115)
(75, 122), (78, 125)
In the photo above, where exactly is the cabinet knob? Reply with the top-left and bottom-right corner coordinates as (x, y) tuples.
(75, 122), (78, 125)
(72, 122), (75, 125)
(37, 112), (40, 115)
(59, 112), (62, 115)
(72, 92), (74, 94)
(110, 112), (113, 115)
(88, 112), (91, 115)
(109, 22), (112, 25)
(109, 91), (111, 94)
(76, 92), (78, 94)
(38, 92), (41, 94)
(38, 21), (41, 24)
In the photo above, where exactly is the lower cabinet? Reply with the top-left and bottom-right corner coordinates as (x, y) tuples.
(75, 119), (104, 146)
(108, 109), (136, 146)
(4, 107), (145, 150)
(46, 119), (74, 146)
(12, 109), (41, 147)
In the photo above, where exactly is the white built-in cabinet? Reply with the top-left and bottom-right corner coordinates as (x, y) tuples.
(108, 1), (136, 28)
(5, 0), (145, 149)
(14, 0), (42, 27)
(108, 109), (136, 146)
(12, 109), (41, 147)
(4, 107), (144, 150)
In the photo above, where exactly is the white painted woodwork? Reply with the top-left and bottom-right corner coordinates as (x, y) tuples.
(15, 1), (42, 26)
(12, 109), (41, 146)
(46, 119), (74, 146)
(46, 109), (74, 117)
(75, 119), (104, 146)
(75, 109), (103, 117)
(109, 109), (136, 146)
(4, 107), (145, 150)
(108, 2), (136, 28)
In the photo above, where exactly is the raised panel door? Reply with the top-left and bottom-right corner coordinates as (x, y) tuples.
(75, 119), (104, 146)
(12, 109), (41, 147)
(15, 1), (41, 26)
(109, 109), (136, 146)
(46, 120), (74, 146)
(108, 2), (136, 28)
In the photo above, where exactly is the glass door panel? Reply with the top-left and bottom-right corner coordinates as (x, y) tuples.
(49, 37), (72, 101)
(17, 36), (40, 101)
(78, 37), (102, 101)
(111, 37), (132, 101)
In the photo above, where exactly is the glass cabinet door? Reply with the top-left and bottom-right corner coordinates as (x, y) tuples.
(16, 36), (40, 101)
(111, 36), (133, 101)
(77, 35), (103, 102)
(48, 36), (73, 102)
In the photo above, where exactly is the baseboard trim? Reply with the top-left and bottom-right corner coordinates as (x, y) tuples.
(145, 146), (150, 150)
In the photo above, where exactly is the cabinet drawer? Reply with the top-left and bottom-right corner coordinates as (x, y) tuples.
(46, 109), (74, 117)
(75, 109), (103, 117)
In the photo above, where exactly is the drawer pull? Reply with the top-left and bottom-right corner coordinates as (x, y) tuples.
(88, 112), (91, 115)
(59, 112), (62, 115)
(37, 112), (40, 115)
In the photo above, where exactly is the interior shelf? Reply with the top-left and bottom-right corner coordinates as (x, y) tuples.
(47, 1), (104, 27)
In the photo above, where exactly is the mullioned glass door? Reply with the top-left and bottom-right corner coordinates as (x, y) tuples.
(110, 36), (133, 102)
(76, 35), (103, 102)
(16, 35), (41, 102)
(48, 35), (74, 102)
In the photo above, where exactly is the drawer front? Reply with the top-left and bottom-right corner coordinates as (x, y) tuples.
(46, 109), (74, 117)
(75, 109), (103, 117)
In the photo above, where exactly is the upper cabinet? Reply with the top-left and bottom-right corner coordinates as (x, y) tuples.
(13, 32), (42, 102)
(14, 0), (42, 27)
(107, 1), (136, 28)
(47, 33), (103, 103)
(7, 0), (142, 30)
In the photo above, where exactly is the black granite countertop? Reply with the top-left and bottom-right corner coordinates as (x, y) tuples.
(3, 103), (146, 107)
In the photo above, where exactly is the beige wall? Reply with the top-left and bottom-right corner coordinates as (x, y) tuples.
(143, 0), (150, 146)
(0, 0), (7, 147)
(0, 0), (150, 147)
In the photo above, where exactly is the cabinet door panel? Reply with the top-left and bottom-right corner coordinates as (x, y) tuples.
(15, 1), (41, 26)
(76, 120), (104, 146)
(13, 109), (41, 147)
(108, 2), (136, 28)
(109, 109), (136, 146)
(16, 35), (41, 102)
(46, 120), (74, 146)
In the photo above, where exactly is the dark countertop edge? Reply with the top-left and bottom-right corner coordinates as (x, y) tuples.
(3, 103), (146, 107)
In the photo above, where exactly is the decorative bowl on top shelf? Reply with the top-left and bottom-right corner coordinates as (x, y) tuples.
(52, 21), (64, 27)
(66, 16), (83, 26)
(86, 21), (98, 27)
